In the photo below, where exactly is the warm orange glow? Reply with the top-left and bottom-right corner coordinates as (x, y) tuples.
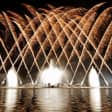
(0, 3), (112, 87)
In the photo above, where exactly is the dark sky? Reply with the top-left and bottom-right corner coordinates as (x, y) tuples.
(0, 0), (111, 12)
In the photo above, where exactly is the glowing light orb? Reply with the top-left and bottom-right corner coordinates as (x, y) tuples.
(88, 66), (100, 87)
(39, 60), (64, 86)
(7, 67), (18, 87)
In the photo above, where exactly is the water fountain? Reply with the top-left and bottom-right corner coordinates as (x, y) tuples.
(6, 66), (18, 88)
(88, 66), (101, 111)
(0, 2), (112, 87)
(0, 2), (112, 112)
(88, 66), (100, 87)
(36, 60), (70, 88)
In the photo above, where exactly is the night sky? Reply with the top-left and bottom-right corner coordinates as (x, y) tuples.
(0, 0), (111, 12)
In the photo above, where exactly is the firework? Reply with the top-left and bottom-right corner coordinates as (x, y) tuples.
(0, 3), (112, 85)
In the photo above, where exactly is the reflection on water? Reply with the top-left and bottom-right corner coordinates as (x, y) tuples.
(36, 89), (71, 112)
(89, 88), (101, 112)
(0, 88), (112, 112)
(5, 89), (17, 112)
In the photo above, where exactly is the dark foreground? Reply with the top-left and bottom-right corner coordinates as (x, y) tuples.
(0, 88), (112, 112)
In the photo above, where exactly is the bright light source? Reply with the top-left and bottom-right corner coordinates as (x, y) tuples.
(88, 66), (100, 87)
(39, 60), (64, 86)
(7, 67), (18, 87)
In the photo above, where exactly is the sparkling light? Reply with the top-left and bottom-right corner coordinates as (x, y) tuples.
(7, 67), (18, 87)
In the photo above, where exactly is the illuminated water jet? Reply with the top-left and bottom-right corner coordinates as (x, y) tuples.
(37, 60), (68, 86)
(89, 66), (101, 111)
(0, 3), (112, 87)
(88, 66), (100, 87)
(6, 67), (18, 88)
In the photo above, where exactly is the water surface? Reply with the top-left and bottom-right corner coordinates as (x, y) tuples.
(0, 88), (112, 112)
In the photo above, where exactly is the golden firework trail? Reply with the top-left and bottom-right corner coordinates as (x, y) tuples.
(0, 3), (112, 85)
